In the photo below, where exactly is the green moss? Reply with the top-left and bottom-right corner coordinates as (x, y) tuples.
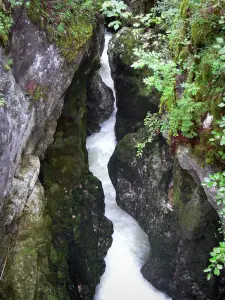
(191, 15), (217, 47)
(111, 28), (145, 67)
(178, 46), (190, 62)
(27, 0), (98, 62)
(169, 20), (187, 60)
(55, 19), (93, 62)
(181, 201), (202, 233)
(0, 3), (13, 47)
(180, 0), (190, 19)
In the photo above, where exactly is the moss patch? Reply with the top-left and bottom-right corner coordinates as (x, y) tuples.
(27, 0), (99, 62)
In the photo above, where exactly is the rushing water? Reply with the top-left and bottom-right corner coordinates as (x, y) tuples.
(86, 33), (169, 300)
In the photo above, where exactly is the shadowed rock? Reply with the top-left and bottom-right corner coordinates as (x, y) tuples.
(87, 72), (114, 134)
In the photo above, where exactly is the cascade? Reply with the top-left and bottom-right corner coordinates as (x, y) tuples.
(86, 33), (170, 300)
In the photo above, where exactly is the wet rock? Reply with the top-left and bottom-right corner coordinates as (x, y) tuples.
(108, 128), (222, 299)
(108, 27), (160, 140)
(69, 175), (113, 299)
(87, 72), (114, 134)
(41, 67), (113, 299)
(0, 7), (110, 300)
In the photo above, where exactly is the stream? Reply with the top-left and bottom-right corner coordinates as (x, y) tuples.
(86, 33), (169, 300)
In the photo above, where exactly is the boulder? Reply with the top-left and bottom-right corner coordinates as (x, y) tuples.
(108, 128), (223, 299)
(108, 27), (160, 140)
(87, 72), (114, 134)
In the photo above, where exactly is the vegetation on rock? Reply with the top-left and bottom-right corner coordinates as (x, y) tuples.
(102, 0), (225, 280)
(0, 0), (104, 61)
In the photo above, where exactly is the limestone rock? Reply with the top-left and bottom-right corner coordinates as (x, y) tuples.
(2, 155), (40, 226)
(0, 7), (110, 300)
(108, 27), (160, 140)
(41, 68), (113, 299)
(108, 129), (222, 299)
(87, 72), (114, 134)
(176, 145), (219, 211)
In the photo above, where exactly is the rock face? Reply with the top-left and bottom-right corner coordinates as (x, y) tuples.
(108, 128), (223, 299)
(0, 6), (112, 300)
(108, 27), (160, 140)
(41, 65), (113, 299)
(124, 0), (155, 13)
(87, 72), (114, 134)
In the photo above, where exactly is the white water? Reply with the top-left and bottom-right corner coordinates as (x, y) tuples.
(86, 33), (169, 300)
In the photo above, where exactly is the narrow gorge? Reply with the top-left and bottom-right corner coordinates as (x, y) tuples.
(0, 0), (225, 300)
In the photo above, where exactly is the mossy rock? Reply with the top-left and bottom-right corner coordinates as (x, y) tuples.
(27, 0), (97, 62)
(109, 27), (146, 67)
(109, 27), (161, 139)
(190, 15), (217, 47)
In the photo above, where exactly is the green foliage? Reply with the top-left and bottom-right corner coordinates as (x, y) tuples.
(100, 0), (132, 30)
(212, 38), (225, 76)
(0, 94), (5, 106)
(167, 95), (206, 138)
(204, 241), (225, 279)
(132, 12), (162, 28)
(208, 97), (225, 160)
(202, 97), (225, 278)
(132, 48), (207, 138)
(9, 0), (30, 8)
(203, 172), (225, 278)
(0, 1), (31, 46)
(136, 113), (163, 156)
(130, 0), (225, 279)
(131, 0), (225, 145)
(132, 49), (178, 107)
(0, 10), (13, 47)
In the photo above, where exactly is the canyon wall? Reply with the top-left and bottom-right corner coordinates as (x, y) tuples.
(0, 4), (112, 299)
(108, 26), (225, 300)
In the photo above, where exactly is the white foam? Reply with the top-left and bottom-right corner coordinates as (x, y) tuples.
(86, 33), (170, 300)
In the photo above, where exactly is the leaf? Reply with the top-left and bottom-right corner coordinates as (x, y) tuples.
(216, 37), (224, 44)
(57, 24), (65, 33)
(133, 22), (141, 27)
(218, 102), (225, 107)
(217, 264), (223, 270)
(219, 48), (225, 55)
(214, 267), (220, 276)
(207, 273), (212, 280)
(204, 268), (211, 273)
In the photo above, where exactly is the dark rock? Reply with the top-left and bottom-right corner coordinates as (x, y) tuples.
(87, 72), (114, 134)
(0, 7), (112, 300)
(40, 65), (113, 300)
(124, 0), (155, 13)
(108, 27), (160, 140)
(108, 128), (223, 299)
(69, 175), (113, 299)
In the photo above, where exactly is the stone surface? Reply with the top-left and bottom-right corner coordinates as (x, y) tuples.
(87, 72), (114, 134)
(0, 7), (111, 300)
(0, 8), (103, 200)
(41, 63), (113, 300)
(124, 0), (155, 13)
(108, 27), (160, 140)
(176, 145), (219, 212)
(108, 128), (223, 299)
(2, 155), (40, 226)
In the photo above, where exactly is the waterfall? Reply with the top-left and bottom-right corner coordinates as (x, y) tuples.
(86, 33), (170, 300)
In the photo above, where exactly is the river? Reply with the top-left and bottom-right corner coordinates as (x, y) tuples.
(86, 33), (169, 300)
